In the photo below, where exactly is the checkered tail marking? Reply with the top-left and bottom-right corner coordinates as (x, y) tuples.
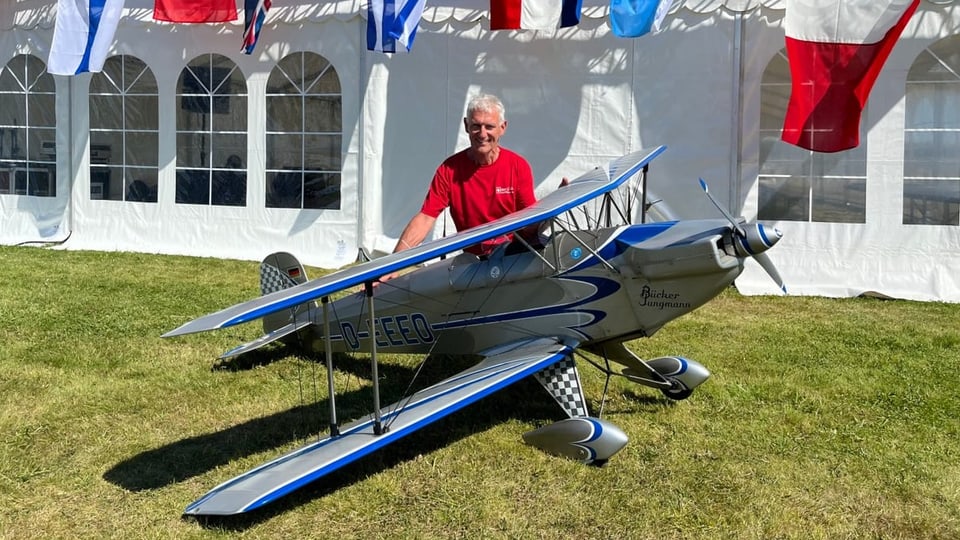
(260, 263), (298, 295)
(533, 355), (589, 418)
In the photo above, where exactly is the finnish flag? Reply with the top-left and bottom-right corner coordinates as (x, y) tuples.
(48, 0), (126, 76)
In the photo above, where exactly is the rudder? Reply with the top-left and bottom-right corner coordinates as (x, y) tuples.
(260, 252), (311, 333)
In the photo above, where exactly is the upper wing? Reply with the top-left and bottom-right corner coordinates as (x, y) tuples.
(163, 146), (666, 337)
(184, 337), (577, 515)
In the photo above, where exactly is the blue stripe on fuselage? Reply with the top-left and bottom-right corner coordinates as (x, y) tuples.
(432, 275), (620, 336)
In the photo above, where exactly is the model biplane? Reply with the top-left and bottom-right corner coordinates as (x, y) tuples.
(163, 145), (785, 515)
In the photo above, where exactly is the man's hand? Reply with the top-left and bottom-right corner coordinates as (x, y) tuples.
(379, 271), (400, 284)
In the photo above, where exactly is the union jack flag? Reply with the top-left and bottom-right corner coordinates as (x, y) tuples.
(242, 0), (271, 54)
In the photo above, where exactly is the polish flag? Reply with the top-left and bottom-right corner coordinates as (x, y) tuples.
(781, 0), (920, 153)
(490, 0), (582, 31)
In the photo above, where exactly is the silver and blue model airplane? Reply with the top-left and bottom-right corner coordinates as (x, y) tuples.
(163, 145), (785, 516)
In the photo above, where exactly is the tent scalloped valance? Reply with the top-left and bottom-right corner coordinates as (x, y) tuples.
(2, 0), (955, 32)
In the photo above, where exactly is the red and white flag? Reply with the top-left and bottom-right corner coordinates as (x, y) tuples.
(781, 0), (919, 153)
(490, 0), (582, 31)
(154, 0), (237, 23)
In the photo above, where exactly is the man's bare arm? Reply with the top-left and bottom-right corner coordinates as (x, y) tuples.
(393, 212), (437, 253)
(372, 212), (438, 286)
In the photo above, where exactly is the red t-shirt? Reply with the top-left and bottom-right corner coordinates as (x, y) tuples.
(420, 147), (536, 256)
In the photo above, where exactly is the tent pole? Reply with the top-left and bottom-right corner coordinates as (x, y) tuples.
(729, 12), (745, 214)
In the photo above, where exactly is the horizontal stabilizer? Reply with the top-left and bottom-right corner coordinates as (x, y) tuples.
(163, 146), (666, 338)
(219, 320), (313, 360)
(184, 338), (576, 515)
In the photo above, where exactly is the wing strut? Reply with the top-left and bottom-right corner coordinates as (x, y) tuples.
(640, 164), (649, 223)
(321, 296), (340, 436)
(555, 220), (619, 273)
(365, 281), (386, 435)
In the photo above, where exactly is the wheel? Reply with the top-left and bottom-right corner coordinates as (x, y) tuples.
(661, 380), (693, 401)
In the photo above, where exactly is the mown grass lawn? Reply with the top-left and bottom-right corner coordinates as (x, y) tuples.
(1, 246), (958, 539)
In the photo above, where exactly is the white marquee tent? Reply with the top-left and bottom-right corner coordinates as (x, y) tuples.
(1, 0), (958, 301)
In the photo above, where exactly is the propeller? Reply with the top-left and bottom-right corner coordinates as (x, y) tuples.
(698, 178), (786, 293)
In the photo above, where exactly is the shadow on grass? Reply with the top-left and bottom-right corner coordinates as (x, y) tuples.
(103, 349), (571, 528)
(590, 391), (675, 417)
(211, 344), (295, 371)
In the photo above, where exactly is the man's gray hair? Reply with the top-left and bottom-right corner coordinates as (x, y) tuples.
(466, 93), (506, 123)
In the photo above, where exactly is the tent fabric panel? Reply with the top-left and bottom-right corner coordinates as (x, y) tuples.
(0, 28), (70, 245)
(59, 17), (362, 269)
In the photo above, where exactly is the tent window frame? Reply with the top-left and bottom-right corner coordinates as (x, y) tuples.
(265, 51), (343, 211)
(175, 53), (248, 207)
(89, 55), (159, 203)
(903, 35), (960, 226)
(0, 54), (56, 198)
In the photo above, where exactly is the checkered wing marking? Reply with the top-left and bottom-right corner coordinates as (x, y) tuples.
(533, 356), (589, 418)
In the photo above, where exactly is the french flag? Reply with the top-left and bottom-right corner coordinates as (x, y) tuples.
(490, 0), (582, 31)
(48, 0), (126, 75)
(367, 0), (428, 53)
(781, 0), (920, 153)
(242, 0), (271, 54)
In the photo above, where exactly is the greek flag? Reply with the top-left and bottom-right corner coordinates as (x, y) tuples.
(48, 0), (126, 75)
(367, 0), (428, 53)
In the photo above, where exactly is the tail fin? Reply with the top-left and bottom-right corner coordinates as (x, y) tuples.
(260, 251), (309, 294)
(260, 252), (311, 333)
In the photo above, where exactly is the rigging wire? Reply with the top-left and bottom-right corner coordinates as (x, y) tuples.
(381, 257), (492, 430)
(291, 168), (651, 434)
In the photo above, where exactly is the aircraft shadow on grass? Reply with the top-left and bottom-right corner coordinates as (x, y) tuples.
(104, 346), (667, 528)
(104, 351), (571, 491)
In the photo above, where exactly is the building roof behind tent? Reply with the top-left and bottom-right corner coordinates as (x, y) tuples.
(2, 0), (954, 32)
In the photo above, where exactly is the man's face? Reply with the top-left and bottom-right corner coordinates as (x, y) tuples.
(464, 109), (506, 156)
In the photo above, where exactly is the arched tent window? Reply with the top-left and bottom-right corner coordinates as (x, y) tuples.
(265, 52), (342, 210)
(758, 48), (866, 223)
(89, 55), (159, 202)
(0, 54), (55, 197)
(176, 54), (247, 206)
(903, 35), (960, 226)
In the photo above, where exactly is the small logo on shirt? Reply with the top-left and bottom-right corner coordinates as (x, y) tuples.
(495, 186), (515, 196)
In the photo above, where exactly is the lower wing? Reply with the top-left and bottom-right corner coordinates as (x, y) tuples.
(184, 337), (577, 516)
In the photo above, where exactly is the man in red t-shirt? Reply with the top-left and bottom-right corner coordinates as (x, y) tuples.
(392, 93), (537, 258)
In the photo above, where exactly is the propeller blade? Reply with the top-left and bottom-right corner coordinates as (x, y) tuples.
(699, 178), (745, 237)
(754, 252), (787, 294)
(698, 179), (787, 294)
